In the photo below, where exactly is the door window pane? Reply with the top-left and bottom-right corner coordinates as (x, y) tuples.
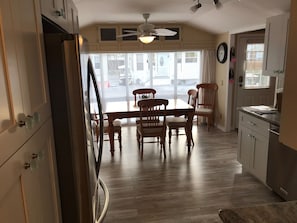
(244, 43), (269, 88)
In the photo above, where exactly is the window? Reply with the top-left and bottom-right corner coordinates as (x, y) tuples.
(94, 55), (100, 69)
(185, 52), (198, 63)
(244, 43), (269, 88)
(89, 51), (201, 104)
(136, 54), (144, 70)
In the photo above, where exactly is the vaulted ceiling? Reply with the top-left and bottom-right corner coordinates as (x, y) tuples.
(73, 0), (291, 34)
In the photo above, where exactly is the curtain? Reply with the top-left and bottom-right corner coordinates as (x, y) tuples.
(201, 50), (216, 83)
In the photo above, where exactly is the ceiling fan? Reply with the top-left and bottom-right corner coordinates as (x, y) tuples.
(191, 0), (222, 13)
(117, 13), (177, 44)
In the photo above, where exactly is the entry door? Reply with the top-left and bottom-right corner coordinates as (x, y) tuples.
(234, 33), (275, 128)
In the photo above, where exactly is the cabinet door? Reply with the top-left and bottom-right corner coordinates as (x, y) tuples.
(0, 119), (61, 223)
(21, 120), (61, 223)
(263, 13), (289, 76)
(0, 151), (27, 223)
(0, 0), (28, 165)
(249, 132), (269, 184)
(11, 0), (51, 121)
(67, 0), (79, 33)
(40, 0), (68, 30)
(0, 0), (52, 165)
(238, 125), (252, 169)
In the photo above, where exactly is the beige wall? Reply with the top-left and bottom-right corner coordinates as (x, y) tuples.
(215, 33), (230, 131)
(80, 23), (233, 132)
(80, 23), (217, 52)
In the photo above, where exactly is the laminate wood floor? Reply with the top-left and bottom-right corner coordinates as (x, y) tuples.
(99, 125), (281, 223)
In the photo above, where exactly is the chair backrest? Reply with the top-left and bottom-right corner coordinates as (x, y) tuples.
(196, 83), (218, 109)
(187, 89), (198, 108)
(132, 88), (156, 106)
(137, 98), (168, 129)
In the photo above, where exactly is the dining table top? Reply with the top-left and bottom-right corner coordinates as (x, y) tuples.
(103, 98), (194, 114)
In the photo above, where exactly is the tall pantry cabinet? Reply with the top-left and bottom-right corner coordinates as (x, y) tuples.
(0, 0), (61, 222)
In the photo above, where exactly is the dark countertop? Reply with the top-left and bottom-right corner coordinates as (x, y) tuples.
(239, 106), (281, 126)
(219, 201), (297, 223)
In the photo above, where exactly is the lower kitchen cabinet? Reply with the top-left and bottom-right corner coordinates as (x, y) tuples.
(237, 111), (269, 184)
(0, 119), (61, 223)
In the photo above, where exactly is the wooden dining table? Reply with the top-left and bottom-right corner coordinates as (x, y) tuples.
(104, 99), (195, 155)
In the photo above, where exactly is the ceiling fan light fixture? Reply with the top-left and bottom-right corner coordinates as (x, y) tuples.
(138, 35), (155, 44)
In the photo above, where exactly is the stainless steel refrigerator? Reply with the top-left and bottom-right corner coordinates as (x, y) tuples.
(42, 18), (108, 223)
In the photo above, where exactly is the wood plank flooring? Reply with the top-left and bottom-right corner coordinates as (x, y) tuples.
(99, 125), (281, 223)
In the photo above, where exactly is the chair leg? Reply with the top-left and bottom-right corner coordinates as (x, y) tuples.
(175, 129), (179, 137)
(137, 131), (140, 149)
(118, 130), (122, 150)
(141, 137), (144, 159)
(168, 127), (172, 144)
(162, 136), (166, 158)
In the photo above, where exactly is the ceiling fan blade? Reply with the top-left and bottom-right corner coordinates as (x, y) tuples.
(117, 33), (138, 38)
(154, 28), (177, 36)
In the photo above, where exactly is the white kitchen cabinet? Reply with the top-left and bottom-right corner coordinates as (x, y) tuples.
(280, 0), (297, 150)
(263, 13), (290, 77)
(40, 0), (79, 33)
(0, 119), (61, 223)
(237, 111), (269, 184)
(0, 0), (51, 165)
(67, 0), (79, 33)
(40, 0), (68, 31)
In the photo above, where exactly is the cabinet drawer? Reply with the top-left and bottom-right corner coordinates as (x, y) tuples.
(239, 111), (270, 137)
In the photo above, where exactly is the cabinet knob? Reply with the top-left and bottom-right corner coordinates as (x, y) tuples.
(33, 112), (40, 123)
(17, 113), (40, 129)
(25, 115), (34, 129)
(18, 120), (26, 127)
(55, 9), (65, 17)
(32, 153), (39, 160)
(24, 162), (31, 170)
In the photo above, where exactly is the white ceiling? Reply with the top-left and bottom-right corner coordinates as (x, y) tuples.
(73, 0), (291, 34)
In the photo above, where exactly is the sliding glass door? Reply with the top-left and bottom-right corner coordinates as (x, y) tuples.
(89, 51), (202, 104)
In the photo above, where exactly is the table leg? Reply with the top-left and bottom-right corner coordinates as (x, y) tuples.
(107, 117), (115, 156)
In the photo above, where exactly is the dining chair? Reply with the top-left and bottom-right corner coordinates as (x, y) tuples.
(136, 98), (169, 158)
(132, 88), (156, 106)
(166, 89), (197, 145)
(195, 83), (218, 131)
(92, 114), (122, 150)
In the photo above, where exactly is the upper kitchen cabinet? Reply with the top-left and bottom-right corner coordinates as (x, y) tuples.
(263, 13), (290, 77)
(0, 0), (51, 165)
(280, 1), (297, 150)
(67, 0), (79, 33)
(41, 0), (79, 33)
(40, 0), (68, 31)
